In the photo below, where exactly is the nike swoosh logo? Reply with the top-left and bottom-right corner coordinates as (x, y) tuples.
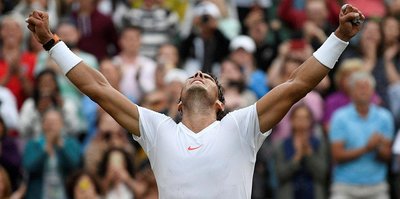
(187, 145), (202, 151)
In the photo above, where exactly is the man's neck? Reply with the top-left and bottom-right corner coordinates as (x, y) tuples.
(181, 107), (217, 133)
(355, 103), (370, 118)
(120, 51), (138, 62)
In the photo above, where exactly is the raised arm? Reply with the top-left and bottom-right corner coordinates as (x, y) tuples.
(26, 11), (141, 136)
(257, 5), (364, 132)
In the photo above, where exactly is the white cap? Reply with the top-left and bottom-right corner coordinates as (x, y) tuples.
(164, 69), (189, 84)
(229, 35), (256, 53)
(194, 1), (221, 18)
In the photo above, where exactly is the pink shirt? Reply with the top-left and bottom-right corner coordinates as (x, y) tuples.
(270, 91), (323, 143)
(346, 0), (386, 18)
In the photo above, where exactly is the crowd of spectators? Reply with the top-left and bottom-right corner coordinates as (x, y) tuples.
(1, 0), (400, 198)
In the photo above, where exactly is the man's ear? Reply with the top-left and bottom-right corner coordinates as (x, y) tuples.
(177, 101), (182, 112)
(215, 100), (224, 112)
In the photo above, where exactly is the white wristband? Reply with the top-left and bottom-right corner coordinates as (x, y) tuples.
(313, 33), (349, 69)
(48, 41), (82, 75)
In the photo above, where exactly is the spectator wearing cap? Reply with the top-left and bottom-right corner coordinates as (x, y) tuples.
(218, 59), (257, 112)
(229, 35), (269, 99)
(244, 5), (280, 72)
(180, 1), (230, 73)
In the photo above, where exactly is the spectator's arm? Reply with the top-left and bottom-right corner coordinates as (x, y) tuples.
(376, 138), (392, 162)
(56, 138), (81, 171)
(331, 141), (367, 163)
(304, 140), (329, 183)
(274, 144), (301, 184)
(22, 141), (47, 174)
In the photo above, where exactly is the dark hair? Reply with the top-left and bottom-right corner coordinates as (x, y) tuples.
(66, 170), (102, 199)
(33, 69), (60, 108)
(289, 103), (315, 128)
(97, 148), (135, 179)
(206, 72), (226, 120)
(120, 25), (143, 35)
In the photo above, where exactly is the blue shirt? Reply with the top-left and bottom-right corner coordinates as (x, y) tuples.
(329, 103), (394, 185)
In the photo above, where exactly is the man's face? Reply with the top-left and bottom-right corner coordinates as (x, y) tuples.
(119, 29), (141, 53)
(350, 79), (374, 105)
(180, 71), (219, 104)
(42, 110), (64, 139)
(57, 24), (80, 48)
(0, 18), (22, 45)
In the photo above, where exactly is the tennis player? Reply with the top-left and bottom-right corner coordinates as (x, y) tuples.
(26, 5), (364, 198)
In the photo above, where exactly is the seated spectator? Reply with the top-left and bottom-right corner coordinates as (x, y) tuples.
(122, 0), (180, 59)
(341, 20), (381, 87)
(84, 112), (135, 174)
(384, 19), (400, 125)
(302, 0), (336, 50)
(113, 25), (157, 103)
(323, 58), (380, 131)
(0, 115), (22, 192)
(154, 43), (184, 90)
(229, 35), (269, 98)
(180, 1), (230, 73)
(329, 71), (394, 199)
(98, 148), (139, 199)
(70, 0), (119, 60)
(0, 14), (35, 108)
(66, 170), (102, 199)
(23, 108), (81, 199)
(274, 104), (328, 199)
(219, 59), (257, 112)
(373, 16), (400, 107)
(19, 69), (81, 140)
(140, 89), (170, 115)
(181, 0), (239, 40)
(244, 6), (280, 72)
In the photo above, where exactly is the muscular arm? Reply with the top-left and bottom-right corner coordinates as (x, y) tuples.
(256, 5), (364, 132)
(66, 63), (140, 136)
(257, 57), (329, 132)
(26, 11), (141, 136)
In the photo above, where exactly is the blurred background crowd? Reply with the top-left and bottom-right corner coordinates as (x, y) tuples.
(1, 0), (400, 198)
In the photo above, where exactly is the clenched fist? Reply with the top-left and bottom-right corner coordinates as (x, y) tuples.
(25, 10), (53, 45)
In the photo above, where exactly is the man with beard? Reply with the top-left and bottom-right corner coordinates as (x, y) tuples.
(26, 4), (364, 198)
